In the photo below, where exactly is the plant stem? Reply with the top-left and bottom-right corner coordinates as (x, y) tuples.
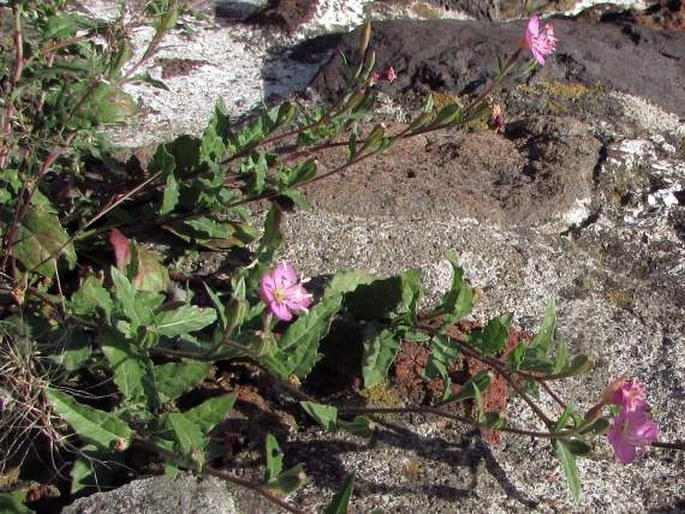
(339, 405), (573, 439)
(651, 440), (685, 451)
(204, 466), (308, 514)
(132, 436), (308, 514)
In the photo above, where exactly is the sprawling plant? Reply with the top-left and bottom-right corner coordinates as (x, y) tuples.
(0, 3), (682, 513)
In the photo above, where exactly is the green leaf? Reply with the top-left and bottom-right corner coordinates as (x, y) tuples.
(269, 464), (307, 495)
(149, 144), (176, 175)
(154, 305), (217, 338)
(44, 13), (99, 40)
(131, 70), (170, 91)
(154, 361), (211, 402)
(481, 411), (508, 430)
(0, 490), (32, 514)
(469, 313), (512, 357)
(204, 283), (228, 329)
(82, 85), (137, 125)
(361, 325), (401, 389)
(345, 270), (422, 321)
(562, 439), (592, 457)
(552, 338), (569, 374)
(47, 388), (133, 451)
(577, 417), (610, 436)
(265, 434), (284, 483)
(324, 474), (355, 514)
(110, 267), (143, 328)
(424, 334), (459, 381)
(300, 401), (338, 431)
(164, 464), (181, 477)
(184, 395), (236, 434)
(168, 216), (258, 250)
(129, 243), (170, 292)
(13, 196), (76, 276)
(554, 404), (576, 432)
(153, 412), (206, 466)
(280, 294), (343, 379)
(429, 102), (461, 128)
(70, 443), (125, 496)
(360, 125), (388, 154)
(442, 370), (492, 405)
(164, 135), (201, 177)
(155, 1), (180, 32)
(429, 253), (474, 328)
(337, 416), (375, 438)
(200, 100), (233, 163)
(553, 439), (582, 503)
(279, 159), (316, 188)
(160, 172), (180, 216)
(257, 205), (284, 263)
(100, 329), (159, 411)
(52, 328), (92, 372)
(70, 275), (113, 321)
(326, 270), (374, 296)
(529, 298), (557, 353)
(545, 355), (595, 380)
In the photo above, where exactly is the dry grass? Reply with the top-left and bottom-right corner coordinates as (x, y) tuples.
(0, 328), (67, 475)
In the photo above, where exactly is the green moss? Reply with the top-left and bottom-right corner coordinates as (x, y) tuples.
(515, 81), (603, 115)
(360, 383), (404, 421)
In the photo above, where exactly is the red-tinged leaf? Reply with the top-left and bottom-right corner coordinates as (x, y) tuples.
(109, 229), (131, 270)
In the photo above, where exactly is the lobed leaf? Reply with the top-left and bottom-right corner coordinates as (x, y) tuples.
(361, 324), (401, 389)
(469, 313), (512, 357)
(100, 328), (159, 411)
(265, 434), (284, 483)
(441, 370), (492, 405)
(13, 194), (76, 277)
(423, 334), (459, 382)
(47, 388), (133, 451)
(553, 439), (582, 503)
(280, 294), (343, 379)
(300, 401), (338, 431)
(70, 275), (113, 321)
(429, 253), (474, 329)
(154, 305), (217, 338)
(0, 490), (32, 514)
(183, 395), (236, 434)
(154, 361), (211, 403)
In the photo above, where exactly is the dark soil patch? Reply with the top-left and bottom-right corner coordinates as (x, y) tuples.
(308, 17), (685, 118)
(158, 58), (211, 79)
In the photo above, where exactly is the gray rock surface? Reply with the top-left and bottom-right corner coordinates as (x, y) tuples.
(62, 474), (238, 514)
(309, 17), (685, 118)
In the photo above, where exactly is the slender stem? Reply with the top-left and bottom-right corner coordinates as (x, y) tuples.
(416, 320), (555, 428)
(1, 133), (76, 278)
(537, 380), (568, 412)
(132, 436), (308, 514)
(652, 440), (685, 451)
(12, 5), (24, 85)
(340, 406), (572, 439)
(461, 48), (522, 123)
(204, 466), (308, 514)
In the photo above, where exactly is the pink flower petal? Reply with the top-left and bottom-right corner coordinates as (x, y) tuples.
(109, 229), (131, 270)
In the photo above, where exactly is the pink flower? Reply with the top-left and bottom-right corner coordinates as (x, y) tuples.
(259, 262), (313, 322)
(371, 66), (397, 85)
(603, 377), (647, 412)
(523, 15), (557, 66)
(607, 406), (659, 463)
